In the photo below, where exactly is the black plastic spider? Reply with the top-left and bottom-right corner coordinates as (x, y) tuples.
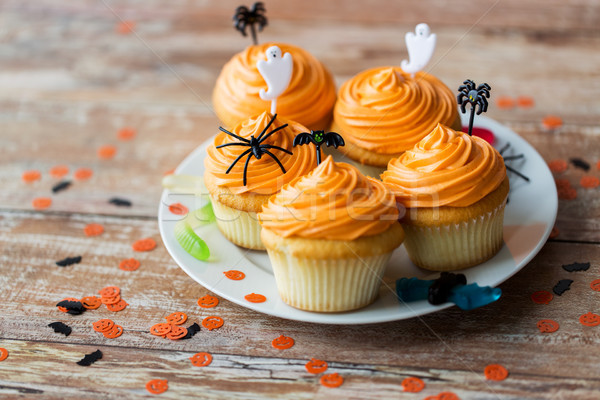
(293, 130), (345, 164)
(233, 2), (268, 45)
(457, 79), (491, 136)
(498, 142), (530, 182)
(216, 113), (292, 186)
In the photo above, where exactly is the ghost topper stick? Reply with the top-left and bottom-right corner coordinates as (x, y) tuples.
(293, 130), (345, 164)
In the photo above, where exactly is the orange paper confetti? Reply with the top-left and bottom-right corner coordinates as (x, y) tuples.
(32, 197), (52, 209)
(49, 165), (69, 178)
(22, 170), (41, 183)
(97, 145), (117, 159)
(84, 223), (104, 237)
(74, 168), (93, 180)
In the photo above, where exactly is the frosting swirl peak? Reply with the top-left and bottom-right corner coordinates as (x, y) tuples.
(204, 112), (317, 195)
(334, 67), (460, 154)
(259, 156), (399, 240)
(381, 124), (506, 207)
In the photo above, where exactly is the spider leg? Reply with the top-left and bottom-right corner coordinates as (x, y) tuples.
(498, 143), (511, 155)
(462, 80), (475, 91)
(261, 144), (293, 155)
(262, 149), (287, 174)
(242, 152), (253, 186)
(219, 126), (250, 143)
(216, 142), (251, 149)
(506, 165), (530, 182)
(477, 83), (491, 93)
(257, 123), (289, 143)
(479, 96), (489, 112)
(256, 114), (279, 141)
(225, 148), (253, 174)
(503, 154), (524, 161)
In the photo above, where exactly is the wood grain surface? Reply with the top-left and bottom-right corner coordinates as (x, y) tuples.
(1, 1), (599, 399)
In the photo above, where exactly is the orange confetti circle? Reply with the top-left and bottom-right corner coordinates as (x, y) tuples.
(101, 294), (121, 305)
(224, 270), (245, 280)
(495, 96), (515, 109)
(202, 316), (224, 331)
(81, 296), (102, 310)
(437, 392), (461, 400)
(401, 377), (425, 392)
(84, 223), (104, 237)
(74, 168), (93, 180)
(132, 238), (157, 252)
(516, 96), (534, 108)
(548, 159), (567, 174)
(537, 319), (559, 333)
(590, 279), (600, 292)
(106, 299), (128, 312)
(305, 358), (328, 374)
(320, 373), (344, 388)
(98, 286), (121, 297)
(22, 170), (41, 183)
(579, 312), (600, 327)
(103, 324), (124, 339)
(166, 325), (188, 340)
(119, 258), (140, 271)
(49, 165), (69, 178)
(117, 127), (136, 141)
(145, 379), (168, 395)
(542, 115), (563, 130)
(244, 293), (266, 303)
(165, 312), (188, 325)
(190, 352), (213, 367)
(117, 21), (136, 35)
(32, 197), (52, 209)
(271, 335), (294, 350)
(98, 145), (117, 159)
(197, 295), (219, 309)
(531, 290), (553, 305)
(549, 226), (559, 239)
(168, 203), (189, 216)
(93, 319), (115, 333)
(484, 364), (509, 381)
(150, 323), (172, 337)
(0, 348), (8, 362)
(580, 175), (600, 189)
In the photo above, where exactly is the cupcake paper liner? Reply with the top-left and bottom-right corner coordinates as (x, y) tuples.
(210, 196), (265, 250)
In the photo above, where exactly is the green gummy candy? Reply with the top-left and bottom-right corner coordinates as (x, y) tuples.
(174, 220), (210, 260)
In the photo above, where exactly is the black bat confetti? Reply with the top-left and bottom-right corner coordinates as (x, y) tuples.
(77, 349), (103, 366)
(56, 256), (82, 267)
(52, 180), (72, 194)
(553, 279), (574, 296)
(569, 158), (590, 172)
(109, 197), (132, 207)
(48, 322), (72, 337)
(56, 300), (85, 315)
(562, 262), (590, 272)
(181, 323), (201, 340)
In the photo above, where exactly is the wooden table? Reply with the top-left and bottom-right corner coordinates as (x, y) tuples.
(2, 1), (599, 399)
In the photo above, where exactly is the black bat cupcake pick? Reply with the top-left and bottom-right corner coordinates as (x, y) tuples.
(217, 113), (292, 186)
(233, 2), (268, 45)
(457, 79), (491, 136)
(293, 130), (345, 164)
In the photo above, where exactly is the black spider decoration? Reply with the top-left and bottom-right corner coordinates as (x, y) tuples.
(233, 2), (268, 45)
(293, 130), (345, 164)
(498, 142), (530, 182)
(457, 80), (491, 137)
(217, 113), (292, 186)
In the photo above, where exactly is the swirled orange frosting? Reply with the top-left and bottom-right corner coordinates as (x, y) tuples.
(205, 112), (317, 195)
(381, 124), (506, 207)
(259, 156), (399, 240)
(334, 67), (459, 154)
(212, 43), (337, 130)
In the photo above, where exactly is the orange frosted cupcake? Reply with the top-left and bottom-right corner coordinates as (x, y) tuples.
(381, 124), (509, 271)
(213, 42), (336, 131)
(259, 156), (404, 312)
(204, 111), (317, 250)
(332, 67), (461, 176)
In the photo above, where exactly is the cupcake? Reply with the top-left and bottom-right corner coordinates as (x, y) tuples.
(381, 124), (509, 271)
(204, 111), (317, 250)
(213, 42), (336, 131)
(332, 67), (461, 176)
(259, 156), (404, 312)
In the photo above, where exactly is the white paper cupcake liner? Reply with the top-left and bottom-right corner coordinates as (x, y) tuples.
(210, 196), (265, 250)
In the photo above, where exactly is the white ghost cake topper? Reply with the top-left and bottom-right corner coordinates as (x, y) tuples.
(257, 45), (293, 114)
(401, 23), (436, 77)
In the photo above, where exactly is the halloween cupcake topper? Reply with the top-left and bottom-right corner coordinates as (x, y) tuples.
(457, 79), (491, 137)
(257, 46), (293, 115)
(293, 130), (345, 165)
(401, 23), (436, 77)
(217, 113), (292, 186)
(233, 2), (268, 45)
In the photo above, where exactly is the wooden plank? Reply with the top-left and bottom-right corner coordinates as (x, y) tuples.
(1, 211), (600, 388)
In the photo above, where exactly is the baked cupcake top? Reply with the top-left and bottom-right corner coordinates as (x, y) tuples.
(381, 124), (506, 208)
(212, 42), (336, 130)
(334, 66), (459, 154)
(204, 112), (317, 195)
(259, 156), (399, 240)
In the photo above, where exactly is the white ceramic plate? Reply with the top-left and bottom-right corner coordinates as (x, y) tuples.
(158, 115), (557, 325)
